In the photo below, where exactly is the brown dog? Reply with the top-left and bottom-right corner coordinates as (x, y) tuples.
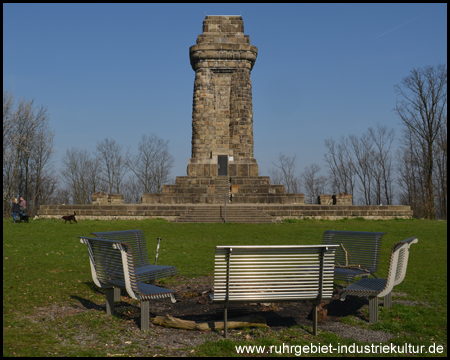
(62, 211), (77, 224)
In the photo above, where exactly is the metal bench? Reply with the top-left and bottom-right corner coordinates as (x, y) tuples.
(91, 230), (178, 300)
(79, 236), (177, 330)
(321, 230), (386, 282)
(338, 237), (418, 323)
(211, 245), (339, 337)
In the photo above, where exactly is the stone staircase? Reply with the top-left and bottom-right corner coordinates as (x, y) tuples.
(214, 177), (230, 204)
(173, 206), (222, 223)
(222, 206), (276, 223)
(173, 205), (276, 223)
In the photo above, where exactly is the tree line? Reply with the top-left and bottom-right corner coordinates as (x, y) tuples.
(3, 64), (447, 219)
(269, 64), (447, 219)
(59, 134), (174, 206)
(3, 91), (174, 215)
(3, 91), (57, 217)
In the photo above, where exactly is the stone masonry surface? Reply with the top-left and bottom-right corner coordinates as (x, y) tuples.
(188, 15), (258, 177)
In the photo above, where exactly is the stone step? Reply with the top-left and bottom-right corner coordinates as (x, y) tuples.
(173, 205), (276, 223)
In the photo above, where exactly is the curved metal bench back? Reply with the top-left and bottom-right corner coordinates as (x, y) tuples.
(337, 236), (418, 323)
(91, 229), (149, 268)
(322, 230), (386, 281)
(213, 245), (338, 303)
(79, 237), (133, 290)
(80, 236), (175, 301)
(387, 237), (418, 291)
(339, 236), (418, 300)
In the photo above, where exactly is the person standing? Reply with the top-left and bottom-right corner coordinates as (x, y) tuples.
(12, 198), (21, 223)
(19, 196), (26, 217)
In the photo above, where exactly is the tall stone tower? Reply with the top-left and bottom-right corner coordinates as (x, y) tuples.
(187, 15), (259, 178)
(142, 16), (304, 204)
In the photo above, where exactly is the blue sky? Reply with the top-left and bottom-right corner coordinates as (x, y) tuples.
(3, 3), (447, 180)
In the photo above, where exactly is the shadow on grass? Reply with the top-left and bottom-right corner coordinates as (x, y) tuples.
(75, 281), (372, 331)
(70, 294), (146, 328)
(70, 294), (105, 312)
(327, 296), (370, 322)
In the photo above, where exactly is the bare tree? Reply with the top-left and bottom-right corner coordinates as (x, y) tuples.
(268, 152), (301, 193)
(267, 166), (283, 187)
(434, 115), (447, 219)
(52, 187), (71, 206)
(61, 148), (105, 204)
(324, 137), (356, 198)
(3, 92), (16, 213)
(397, 127), (426, 217)
(96, 138), (128, 194)
(395, 64), (447, 218)
(3, 91), (15, 159)
(27, 125), (57, 214)
(3, 91), (56, 216)
(126, 134), (174, 194)
(348, 133), (374, 205)
(302, 163), (327, 204)
(122, 175), (144, 204)
(368, 124), (396, 205)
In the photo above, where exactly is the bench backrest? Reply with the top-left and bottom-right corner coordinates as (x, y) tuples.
(322, 230), (386, 274)
(388, 237), (418, 289)
(91, 229), (150, 268)
(79, 237), (137, 290)
(80, 236), (176, 302)
(213, 245), (338, 303)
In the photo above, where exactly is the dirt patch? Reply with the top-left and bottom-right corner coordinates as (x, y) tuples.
(26, 276), (406, 356)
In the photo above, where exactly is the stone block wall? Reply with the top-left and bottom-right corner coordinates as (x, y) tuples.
(333, 192), (353, 205)
(109, 194), (124, 205)
(92, 192), (124, 205)
(92, 191), (109, 205)
(37, 203), (414, 221)
(318, 194), (333, 205)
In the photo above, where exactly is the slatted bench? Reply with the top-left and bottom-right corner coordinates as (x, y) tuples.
(79, 236), (177, 330)
(338, 237), (418, 323)
(322, 230), (386, 282)
(211, 245), (339, 337)
(91, 230), (178, 301)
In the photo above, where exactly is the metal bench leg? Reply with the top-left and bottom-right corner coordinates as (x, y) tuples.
(114, 287), (121, 302)
(384, 292), (392, 309)
(106, 288), (115, 315)
(223, 306), (228, 338)
(140, 300), (150, 331)
(312, 303), (318, 336)
(369, 297), (378, 323)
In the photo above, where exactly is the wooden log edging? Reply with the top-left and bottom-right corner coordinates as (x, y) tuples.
(153, 314), (269, 331)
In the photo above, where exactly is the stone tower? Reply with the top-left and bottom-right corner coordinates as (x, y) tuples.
(187, 15), (259, 178)
(142, 16), (304, 204)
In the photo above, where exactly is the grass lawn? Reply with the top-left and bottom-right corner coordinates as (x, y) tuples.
(3, 217), (447, 357)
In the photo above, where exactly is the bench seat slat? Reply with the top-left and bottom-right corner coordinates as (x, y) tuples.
(134, 282), (176, 300)
(212, 293), (335, 302)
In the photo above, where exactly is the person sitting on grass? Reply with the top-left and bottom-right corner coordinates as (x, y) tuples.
(12, 198), (21, 223)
